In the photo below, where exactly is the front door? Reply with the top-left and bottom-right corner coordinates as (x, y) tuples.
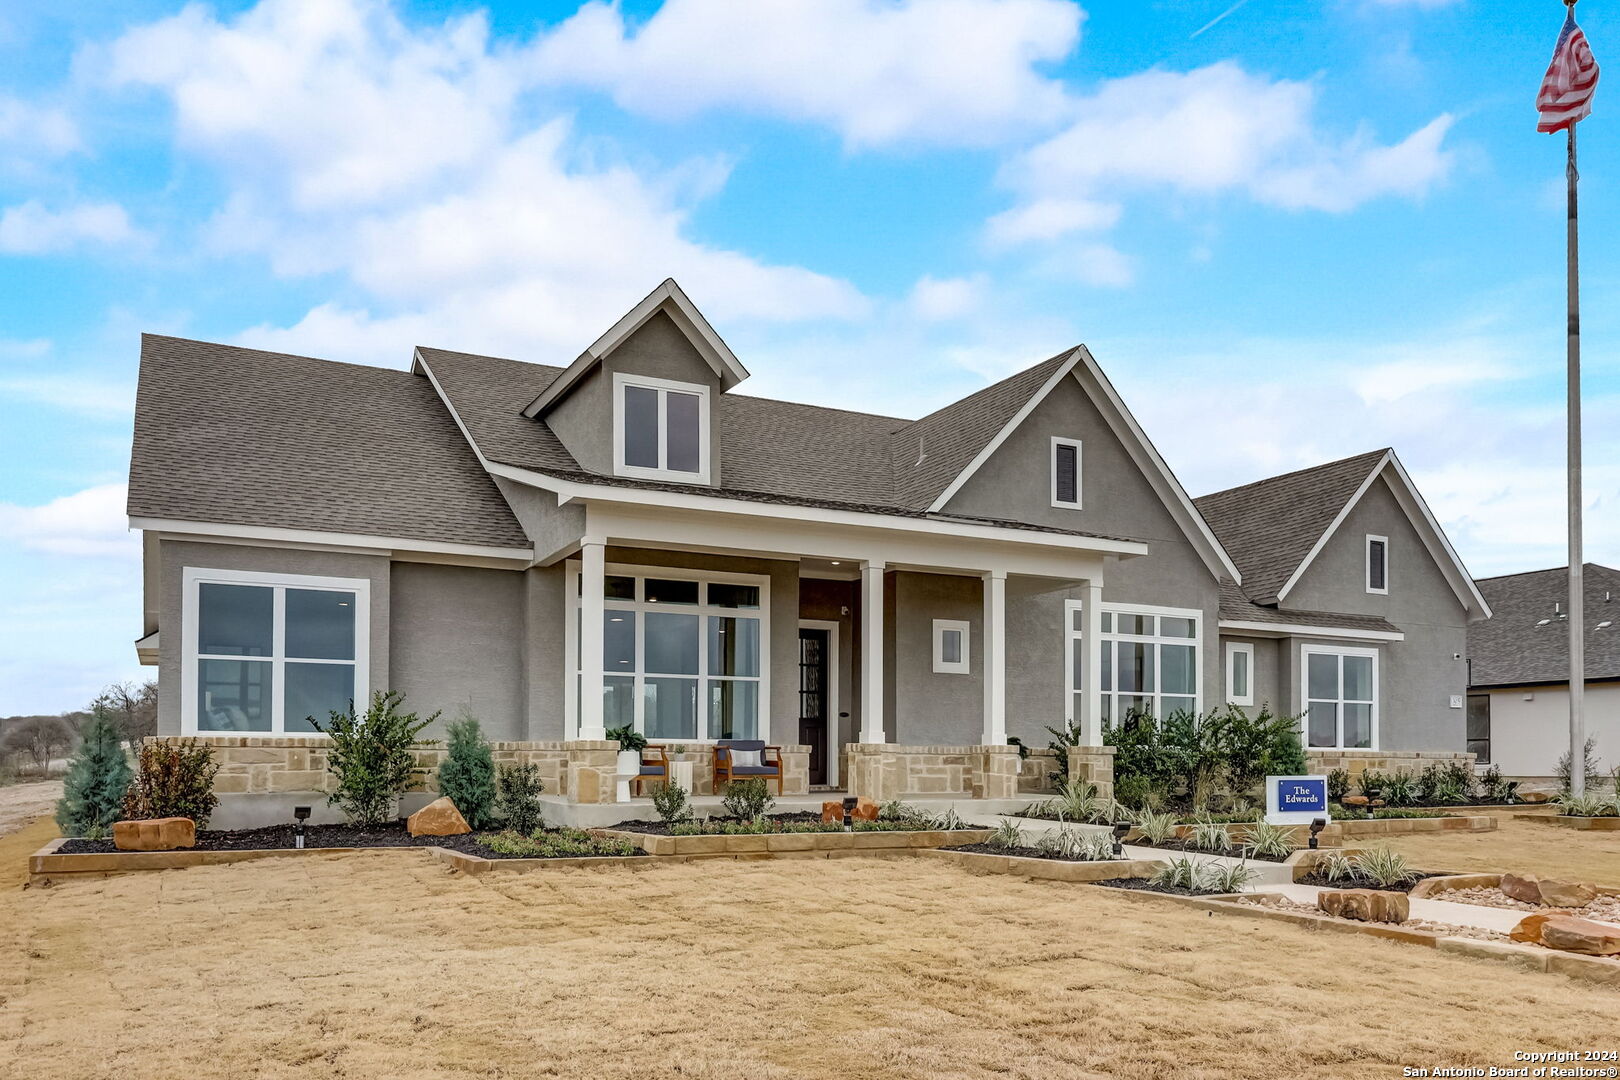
(798, 627), (830, 785)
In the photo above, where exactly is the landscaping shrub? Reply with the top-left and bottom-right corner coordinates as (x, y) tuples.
(480, 827), (637, 858)
(1221, 705), (1307, 799)
(1113, 773), (1166, 812)
(1556, 736), (1602, 796)
(1356, 769), (1387, 800)
(606, 724), (648, 753)
(1382, 771), (1416, 807)
(722, 776), (773, 821)
(123, 739), (220, 827)
(1188, 818), (1231, 852)
(1042, 719), (1083, 782)
(495, 762), (546, 833)
(436, 712), (498, 829)
(1480, 764), (1519, 803)
(989, 819), (1024, 850)
(1318, 852), (1356, 883)
(1242, 818), (1294, 860)
(1326, 768), (1350, 801)
(1151, 856), (1198, 890)
(1134, 809), (1178, 845)
(651, 780), (690, 824)
(1042, 777), (1105, 822)
(1556, 793), (1619, 818)
(1200, 859), (1259, 893)
(54, 710), (132, 839)
(1108, 704), (1308, 812)
(312, 691), (437, 827)
(1352, 848), (1417, 888)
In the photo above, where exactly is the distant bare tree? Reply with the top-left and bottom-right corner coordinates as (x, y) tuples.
(1, 715), (75, 776)
(91, 680), (158, 745)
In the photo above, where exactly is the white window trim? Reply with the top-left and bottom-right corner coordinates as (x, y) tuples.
(565, 561), (770, 743)
(1365, 534), (1389, 594)
(1050, 436), (1083, 509)
(181, 566), (370, 737)
(1225, 642), (1255, 707)
(612, 372), (712, 484)
(1064, 599), (1202, 725)
(1300, 643), (1379, 751)
(932, 619), (971, 675)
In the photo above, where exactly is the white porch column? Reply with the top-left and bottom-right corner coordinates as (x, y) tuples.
(577, 537), (607, 740)
(1081, 578), (1103, 746)
(860, 560), (886, 743)
(981, 570), (1007, 746)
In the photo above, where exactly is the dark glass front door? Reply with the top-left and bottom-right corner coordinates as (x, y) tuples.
(798, 628), (829, 785)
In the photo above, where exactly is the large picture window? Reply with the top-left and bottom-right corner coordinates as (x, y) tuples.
(613, 372), (710, 483)
(183, 567), (368, 736)
(1301, 645), (1378, 749)
(570, 566), (767, 742)
(1066, 602), (1201, 725)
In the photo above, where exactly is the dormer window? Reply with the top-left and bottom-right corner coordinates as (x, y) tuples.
(614, 373), (710, 483)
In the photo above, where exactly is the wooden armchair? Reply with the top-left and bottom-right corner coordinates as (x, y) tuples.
(632, 745), (671, 796)
(712, 740), (784, 795)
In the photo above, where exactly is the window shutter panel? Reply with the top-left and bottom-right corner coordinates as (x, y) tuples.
(1055, 444), (1078, 504)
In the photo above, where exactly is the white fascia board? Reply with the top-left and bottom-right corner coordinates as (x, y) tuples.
(1069, 346), (1244, 585)
(1272, 450), (1492, 621)
(135, 629), (159, 666)
(926, 349), (1082, 514)
(129, 517), (534, 564)
(1218, 619), (1405, 643)
(485, 459), (1150, 559)
(521, 279), (748, 418)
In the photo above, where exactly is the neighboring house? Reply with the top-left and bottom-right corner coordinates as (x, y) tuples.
(1467, 564), (1620, 787)
(127, 279), (1488, 822)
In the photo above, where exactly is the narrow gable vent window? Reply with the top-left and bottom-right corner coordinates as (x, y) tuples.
(1366, 535), (1388, 594)
(1051, 437), (1082, 509)
(614, 373), (710, 483)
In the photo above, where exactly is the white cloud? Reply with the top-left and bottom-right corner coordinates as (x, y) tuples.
(0, 200), (142, 254)
(985, 197), (1121, 248)
(528, 0), (1082, 148)
(0, 95), (79, 159)
(0, 483), (135, 560)
(907, 274), (986, 322)
(992, 62), (1454, 244)
(102, 0), (870, 365)
(0, 372), (136, 418)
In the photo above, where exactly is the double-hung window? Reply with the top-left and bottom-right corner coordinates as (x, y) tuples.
(1302, 645), (1377, 749)
(614, 373), (710, 483)
(570, 567), (767, 741)
(1067, 602), (1201, 725)
(1051, 437), (1082, 509)
(1366, 535), (1388, 594)
(182, 567), (368, 735)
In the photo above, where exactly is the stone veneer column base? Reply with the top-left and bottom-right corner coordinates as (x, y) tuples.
(1066, 745), (1116, 804)
(843, 744), (1020, 802)
(563, 740), (620, 804)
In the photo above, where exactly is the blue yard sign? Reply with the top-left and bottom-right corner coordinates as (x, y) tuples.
(1265, 775), (1331, 826)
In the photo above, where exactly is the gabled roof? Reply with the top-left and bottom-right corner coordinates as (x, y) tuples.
(521, 279), (748, 418)
(127, 335), (529, 550)
(1195, 448), (1491, 619)
(1470, 564), (1620, 687)
(1216, 581), (1403, 640)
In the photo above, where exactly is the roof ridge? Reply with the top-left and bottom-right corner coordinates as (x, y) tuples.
(907, 348), (1075, 428)
(1195, 446), (1391, 503)
(1475, 562), (1620, 583)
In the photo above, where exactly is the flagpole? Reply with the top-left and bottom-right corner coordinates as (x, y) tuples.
(1563, 22), (1586, 799)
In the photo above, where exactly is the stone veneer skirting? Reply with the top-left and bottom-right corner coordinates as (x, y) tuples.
(1305, 749), (1478, 777)
(155, 736), (811, 806)
(843, 743), (1020, 802)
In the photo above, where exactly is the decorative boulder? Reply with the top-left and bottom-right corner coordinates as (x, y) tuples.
(1510, 913), (1553, 944)
(1539, 916), (1620, 956)
(852, 797), (880, 822)
(1500, 873), (1544, 905)
(1343, 796), (1370, 807)
(406, 797), (471, 837)
(1519, 791), (1550, 804)
(821, 800), (844, 823)
(1537, 878), (1599, 908)
(1318, 888), (1409, 924)
(113, 817), (196, 852)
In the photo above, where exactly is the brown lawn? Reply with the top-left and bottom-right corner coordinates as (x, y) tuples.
(1380, 808), (1620, 885)
(2, 819), (1617, 1080)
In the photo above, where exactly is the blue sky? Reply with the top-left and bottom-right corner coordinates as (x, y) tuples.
(0, 0), (1615, 714)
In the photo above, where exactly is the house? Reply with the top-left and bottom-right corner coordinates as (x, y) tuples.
(127, 279), (1488, 825)
(1467, 564), (1620, 789)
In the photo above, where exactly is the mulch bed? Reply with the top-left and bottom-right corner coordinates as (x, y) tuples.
(1125, 838), (1291, 864)
(1088, 877), (1227, 898)
(1294, 870), (1445, 894)
(610, 811), (826, 835)
(57, 823), (647, 861)
(954, 842), (1124, 863)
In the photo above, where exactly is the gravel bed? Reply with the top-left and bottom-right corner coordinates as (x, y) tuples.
(1438, 885), (1620, 923)
(1239, 895), (1509, 942)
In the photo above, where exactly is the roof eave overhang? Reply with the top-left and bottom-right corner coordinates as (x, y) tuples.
(1218, 619), (1406, 642)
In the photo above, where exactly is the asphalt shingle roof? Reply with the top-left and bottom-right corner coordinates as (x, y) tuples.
(128, 335), (529, 550)
(1194, 448), (1389, 604)
(1469, 564), (1620, 687)
(1216, 581), (1402, 636)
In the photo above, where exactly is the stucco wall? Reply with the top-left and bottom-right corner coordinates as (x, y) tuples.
(155, 539), (392, 737)
(1219, 634), (1283, 715)
(1481, 682), (1620, 780)
(545, 310), (724, 485)
(388, 562), (527, 741)
(1285, 473), (1471, 751)
(888, 571), (984, 745)
(524, 565), (569, 741)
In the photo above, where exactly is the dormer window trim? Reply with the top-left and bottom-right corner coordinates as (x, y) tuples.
(612, 372), (712, 485)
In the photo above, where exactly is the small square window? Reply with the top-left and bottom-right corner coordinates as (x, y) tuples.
(932, 619), (970, 674)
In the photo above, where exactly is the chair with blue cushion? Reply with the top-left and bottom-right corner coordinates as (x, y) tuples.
(712, 739), (784, 795)
(633, 745), (670, 796)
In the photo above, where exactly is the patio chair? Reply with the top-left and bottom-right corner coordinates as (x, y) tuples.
(632, 745), (671, 796)
(712, 740), (784, 795)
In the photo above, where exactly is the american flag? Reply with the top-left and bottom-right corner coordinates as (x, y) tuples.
(1538, 7), (1600, 133)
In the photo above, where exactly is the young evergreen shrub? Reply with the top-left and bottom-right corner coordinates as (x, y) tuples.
(651, 780), (691, 824)
(495, 762), (546, 834)
(721, 776), (772, 821)
(436, 712), (497, 829)
(55, 711), (133, 838)
(123, 739), (220, 827)
(1326, 768), (1351, 801)
(311, 690), (437, 827)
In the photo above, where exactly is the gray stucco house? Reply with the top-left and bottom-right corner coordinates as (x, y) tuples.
(128, 279), (1490, 820)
